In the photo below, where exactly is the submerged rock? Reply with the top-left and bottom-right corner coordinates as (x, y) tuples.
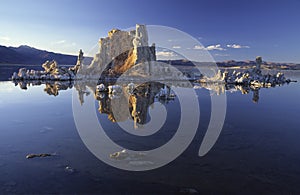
(179, 188), (199, 194)
(110, 149), (129, 160)
(65, 166), (76, 173)
(26, 153), (52, 159)
(110, 149), (146, 161)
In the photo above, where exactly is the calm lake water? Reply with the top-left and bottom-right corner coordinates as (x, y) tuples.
(0, 65), (300, 194)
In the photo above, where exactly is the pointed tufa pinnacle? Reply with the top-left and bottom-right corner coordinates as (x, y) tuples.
(76, 49), (84, 66)
(255, 56), (262, 70)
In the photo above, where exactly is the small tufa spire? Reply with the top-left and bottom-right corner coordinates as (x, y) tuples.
(76, 49), (84, 66)
(255, 56), (262, 69)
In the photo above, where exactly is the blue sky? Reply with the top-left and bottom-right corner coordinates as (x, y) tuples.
(0, 0), (299, 62)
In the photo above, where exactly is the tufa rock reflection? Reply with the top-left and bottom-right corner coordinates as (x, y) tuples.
(96, 82), (174, 127)
(12, 75), (293, 127)
(13, 80), (74, 96)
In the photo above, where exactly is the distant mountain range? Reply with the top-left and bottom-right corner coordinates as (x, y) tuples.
(160, 59), (300, 70)
(1, 45), (299, 70)
(0, 45), (80, 65)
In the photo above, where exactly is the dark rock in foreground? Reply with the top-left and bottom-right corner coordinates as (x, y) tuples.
(26, 153), (52, 159)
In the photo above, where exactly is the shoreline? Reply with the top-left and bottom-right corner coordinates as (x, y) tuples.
(2, 63), (300, 71)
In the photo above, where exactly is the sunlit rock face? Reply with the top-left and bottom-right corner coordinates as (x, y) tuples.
(78, 24), (156, 78)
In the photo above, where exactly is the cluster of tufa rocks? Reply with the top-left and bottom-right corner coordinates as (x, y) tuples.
(198, 57), (292, 87)
(11, 50), (84, 81)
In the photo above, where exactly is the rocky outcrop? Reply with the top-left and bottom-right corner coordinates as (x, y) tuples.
(11, 50), (84, 81)
(198, 57), (293, 87)
(77, 24), (156, 79)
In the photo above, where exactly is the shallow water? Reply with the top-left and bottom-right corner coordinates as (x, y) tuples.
(0, 65), (300, 194)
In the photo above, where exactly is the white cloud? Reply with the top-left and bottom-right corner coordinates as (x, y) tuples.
(52, 40), (66, 44)
(0, 36), (10, 41)
(172, 45), (181, 49)
(194, 44), (226, 51)
(156, 51), (177, 57)
(214, 53), (230, 57)
(206, 44), (226, 51)
(51, 40), (76, 49)
(61, 42), (77, 48)
(226, 44), (250, 49)
(194, 45), (205, 50)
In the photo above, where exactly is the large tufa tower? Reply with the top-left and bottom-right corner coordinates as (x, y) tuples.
(78, 24), (156, 78)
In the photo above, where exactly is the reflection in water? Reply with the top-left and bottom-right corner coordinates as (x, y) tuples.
(96, 82), (172, 127)
(12, 80), (179, 126)
(13, 80), (74, 96)
(12, 78), (290, 123)
(195, 82), (280, 103)
(3, 70), (300, 193)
